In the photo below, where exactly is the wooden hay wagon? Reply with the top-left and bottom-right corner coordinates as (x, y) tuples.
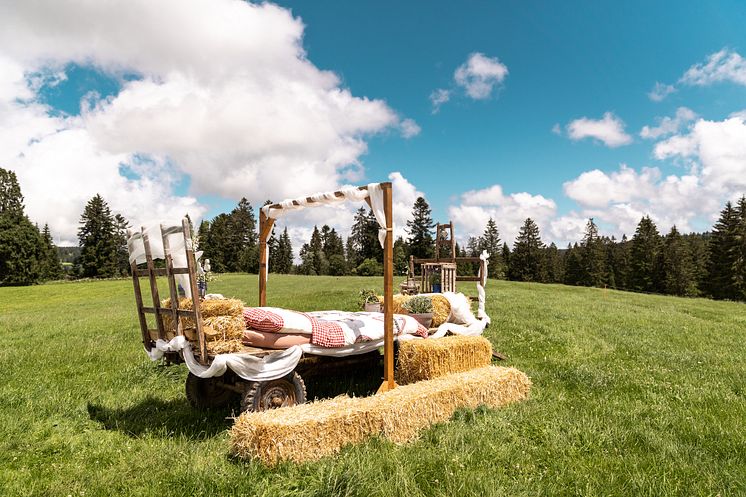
(127, 182), (398, 413)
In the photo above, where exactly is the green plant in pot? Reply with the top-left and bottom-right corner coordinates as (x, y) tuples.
(402, 295), (433, 328)
(358, 289), (381, 312)
(430, 271), (442, 293)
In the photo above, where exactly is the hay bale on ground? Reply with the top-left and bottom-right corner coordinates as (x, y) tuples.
(229, 366), (531, 465)
(397, 335), (493, 385)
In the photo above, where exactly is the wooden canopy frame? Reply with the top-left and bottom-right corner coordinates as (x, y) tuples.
(258, 182), (397, 393)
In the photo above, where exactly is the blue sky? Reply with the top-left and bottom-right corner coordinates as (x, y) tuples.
(3, 0), (746, 247)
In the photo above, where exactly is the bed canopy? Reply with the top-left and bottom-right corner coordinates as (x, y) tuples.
(258, 182), (397, 393)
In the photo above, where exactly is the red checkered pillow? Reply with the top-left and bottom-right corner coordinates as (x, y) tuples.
(308, 317), (346, 348)
(243, 307), (284, 333)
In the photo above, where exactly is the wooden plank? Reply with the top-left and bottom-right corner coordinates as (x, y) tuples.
(141, 227), (166, 340)
(264, 185), (369, 212)
(378, 181), (397, 393)
(129, 256), (151, 350)
(182, 218), (208, 364)
(457, 276), (481, 282)
(413, 256), (482, 264)
(161, 224), (183, 338)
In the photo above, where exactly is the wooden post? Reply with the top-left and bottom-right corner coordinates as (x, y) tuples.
(449, 221), (456, 262)
(141, 227), (166, 340)
(181, 219), (208, 363)
(378, 182), (397, 393)
(258, 210), (275, 307)
(128, 230), (151, 351)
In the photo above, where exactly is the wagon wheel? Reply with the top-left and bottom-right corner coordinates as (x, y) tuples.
(240, 372), (306, 413)
(185, 372), (236, 409)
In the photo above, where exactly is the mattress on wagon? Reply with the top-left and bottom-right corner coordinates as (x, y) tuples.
(242, 307), (428, 349)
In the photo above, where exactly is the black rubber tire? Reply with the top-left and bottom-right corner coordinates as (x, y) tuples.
(240, 372), (306, 413)
(185, 372), (236, 409)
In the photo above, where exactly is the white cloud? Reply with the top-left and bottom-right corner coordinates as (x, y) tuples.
(551, 123), (562, 135)
(566, 112), (632, 147)
(429, 88), (450, 113)
(560, 111), (746, 238)
(399, 118), (421, 139)
(454, 52), (509, 99)
(0, 0), (414, 243)
(648, 82), (676, 102)
(680, 48), (746, 87)
(563, 165), (660, 208)
(449, 184), (557, 247)
(640, 107), (696, 140)
(654, 113), (746, 194)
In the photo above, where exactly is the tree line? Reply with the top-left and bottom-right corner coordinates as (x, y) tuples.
(3, 165), (746, 302)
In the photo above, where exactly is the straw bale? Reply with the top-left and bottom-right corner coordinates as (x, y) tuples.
(229, 366), (531, 465)
(203, 315), (245, 340)
(380, 294), (451, 326)
(161, 297), (245, 333)
(207, 338), (245, 355)
(397, 335), (493, 385)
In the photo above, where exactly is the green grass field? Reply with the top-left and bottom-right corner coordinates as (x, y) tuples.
(1, 274), (744, 496)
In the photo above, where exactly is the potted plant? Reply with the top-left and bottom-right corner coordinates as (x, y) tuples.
(430, 271), (442, 293)
(402, 295), (433, 328)
(358, 289), (381, 313)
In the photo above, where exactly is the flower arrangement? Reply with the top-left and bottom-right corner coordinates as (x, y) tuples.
(358, 289), (381, 311)
(402, 295), (433, 314)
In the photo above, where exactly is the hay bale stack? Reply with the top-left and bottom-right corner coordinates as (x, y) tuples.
(396, 335), (493, 385)
(161, 298), (246, 352)
(381, 294), (451, 326)
(161, 297), (244, 318)
(229, 366), (531, 465)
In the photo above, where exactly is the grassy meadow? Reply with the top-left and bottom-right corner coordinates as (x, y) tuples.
(0, 274), (744, 496)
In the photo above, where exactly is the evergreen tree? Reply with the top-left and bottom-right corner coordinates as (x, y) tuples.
(230, 198), (258, 273)
(706, 202), (739, 299)
(500, 242), (511, 279)
(629, 216), (662, 293)
(685, 233), (709, 296)
(479, 218), (503, 279)
(0, 168), (24, 217)
(406, 197), (435, 259)
(347, 207), (368, 268)
(203, 213), (230, 272)
(563, 243), (583, 286)
(579, 218), (607, 287)
(608, 235), (631, 290)
(301, 226), (328, 275)
(267, 225), (279, 273)
(0, 167), (46, 286)
(364, 209), (383, 262)
(114, 214), (130, 276)
(733, 196), (746, 300)
(196, 220), (210, 252)
(77, 194), (120, 278)
(274, 227), (294, 274)
(39, 224), (63, 281)
(544, 242), (563, 283)
(393, 237), (409, 275)
(662, 226), (697, 296)
(509, 218), (545, 282)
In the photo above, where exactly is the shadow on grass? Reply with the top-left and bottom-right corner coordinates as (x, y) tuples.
(87, 397), (233, 440)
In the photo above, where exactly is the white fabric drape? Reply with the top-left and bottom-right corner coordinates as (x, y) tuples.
(146, 336), (303, 382)
(127, 223), (202, 299)
(366, 182), (387, 248)
(477, 250), (490, 322)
